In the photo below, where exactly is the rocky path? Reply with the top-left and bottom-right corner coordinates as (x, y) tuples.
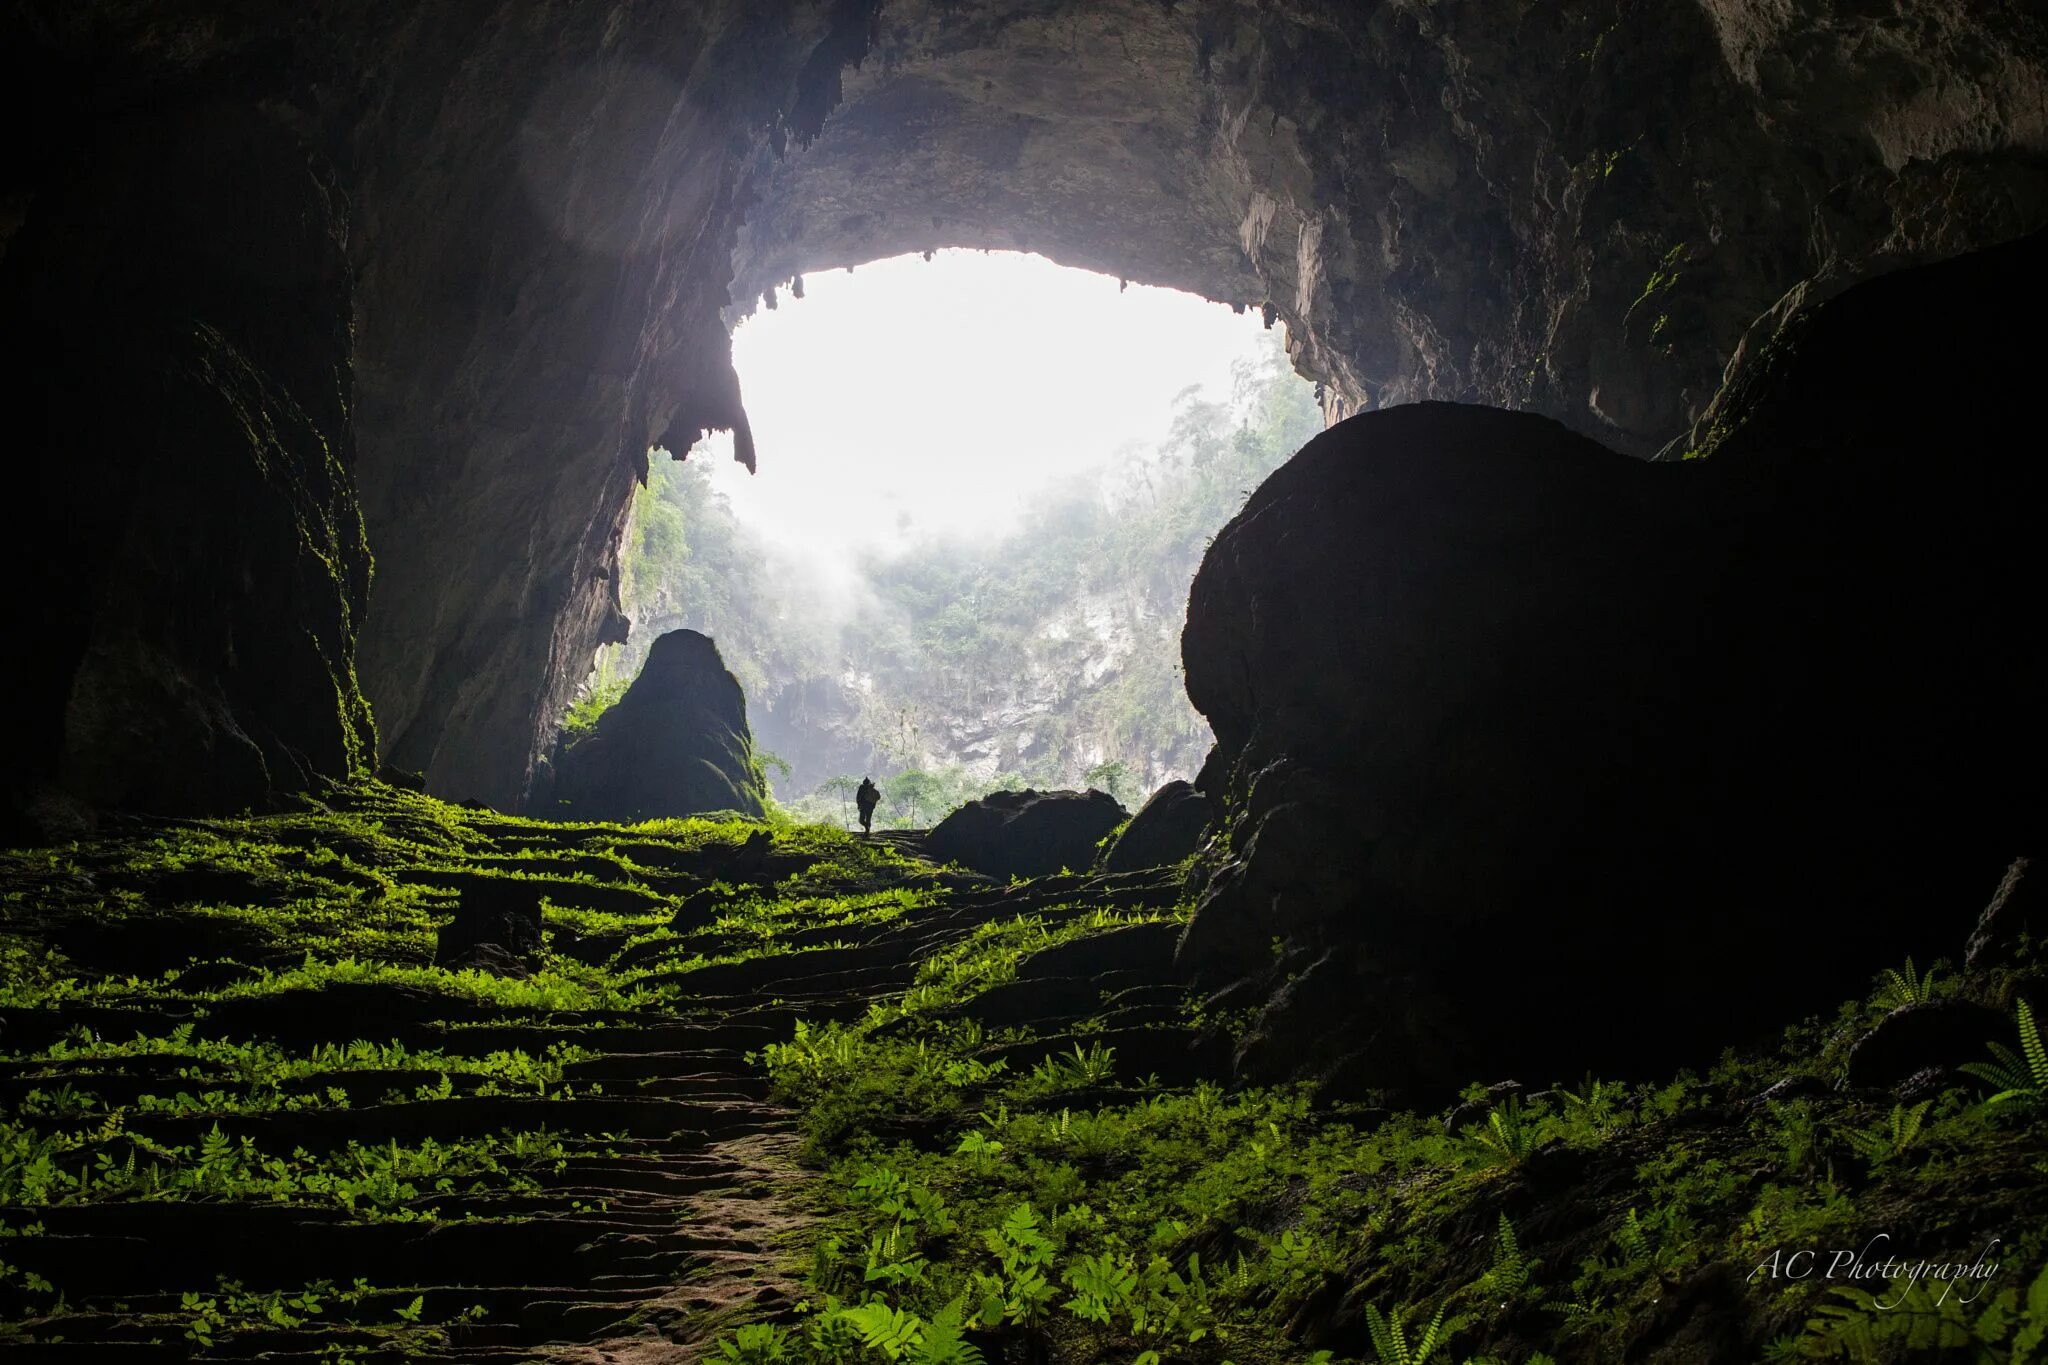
(0, 797), (1187, 1361)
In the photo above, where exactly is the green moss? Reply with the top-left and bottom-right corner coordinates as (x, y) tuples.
(2, 783), (2042, 1363)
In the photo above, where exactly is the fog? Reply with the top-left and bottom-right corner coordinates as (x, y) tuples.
(610, 251), (1320, 813)
(688, 249), (1280, 564)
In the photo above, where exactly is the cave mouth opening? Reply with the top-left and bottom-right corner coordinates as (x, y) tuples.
(580, 248), (1321, 829)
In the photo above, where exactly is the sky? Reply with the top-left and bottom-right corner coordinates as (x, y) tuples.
(680, 250), (1280, 564)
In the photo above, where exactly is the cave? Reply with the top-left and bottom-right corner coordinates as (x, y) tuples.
(2, 2), (2046, 1360)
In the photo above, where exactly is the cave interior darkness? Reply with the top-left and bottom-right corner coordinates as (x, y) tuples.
(1, 4), (2047, 1357)
(4, 0), (2043, 821)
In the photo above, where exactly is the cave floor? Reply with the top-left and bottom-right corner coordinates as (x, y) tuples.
(0, 784), (2043, 1363)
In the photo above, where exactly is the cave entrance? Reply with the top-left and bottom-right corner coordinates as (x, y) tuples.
(579, 248), (1319, 829)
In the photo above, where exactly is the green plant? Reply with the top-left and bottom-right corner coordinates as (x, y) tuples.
(958, 1201), (1067, 1328)
(1612, 1208), (1652, 1266)
(1961, 998), (2047, 1110)
(1365, 1301), (1460, 1364)
(1780, 1262), (2048, 1360)
(1062, 1250), (1139, 1325)
(1028, 1041), (1116, 1090)
(1876, 956), (1943, 1008)
(1842, 1100), (1931, 1164)
(1464, 1094), (1541, 1162)
(714, 1323), (793, 1363)
(1479, 1214), (1541, 1302)
(560, 679), (627, 734)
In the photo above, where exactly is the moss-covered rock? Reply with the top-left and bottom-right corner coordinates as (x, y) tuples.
(548, 629), (768, 822)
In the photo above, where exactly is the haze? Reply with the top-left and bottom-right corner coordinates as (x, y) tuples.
(687, 250), (1282, 561)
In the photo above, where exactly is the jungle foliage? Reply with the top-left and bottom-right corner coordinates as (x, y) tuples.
(583, 336), (1321, 827)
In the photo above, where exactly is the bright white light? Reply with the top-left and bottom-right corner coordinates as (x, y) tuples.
(686, 250), (1277, 560)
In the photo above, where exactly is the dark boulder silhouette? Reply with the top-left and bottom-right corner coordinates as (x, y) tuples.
(927, 789), (1128, 881)
(1845, 1000), (2009, 1093)
(435, 881), (546, 977)
(1180, 230), (2048, 1099)
(1102, 781), (1213, 873)
(550, 630), (767, 822)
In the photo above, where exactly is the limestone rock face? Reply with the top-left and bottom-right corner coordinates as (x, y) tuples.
(731, 0), (2048, 453)
(1967, 858), (2044, 974)
(1102, 782), (1213, 874)
(3, 0), (2044, 814)
(1178, 232), (2048, 1096)
(0, 105), (376, 828)
(550, 631), (767, 823)
(927, 789), (1128, 881)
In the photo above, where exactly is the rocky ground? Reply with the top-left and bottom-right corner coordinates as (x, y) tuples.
(0, 784), (2043, 1362)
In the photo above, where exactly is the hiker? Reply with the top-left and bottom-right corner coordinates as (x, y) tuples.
(855, 776), (881, 835)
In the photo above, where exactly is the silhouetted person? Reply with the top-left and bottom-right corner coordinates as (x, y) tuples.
(855, 776), (880, 835)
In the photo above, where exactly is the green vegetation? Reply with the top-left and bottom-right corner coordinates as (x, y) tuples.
(713, 910), (2048, 1361)
(1963, 998), (2048, 1112)
(583, 335), (1321, 825)
(1, 783), (2041, 1361)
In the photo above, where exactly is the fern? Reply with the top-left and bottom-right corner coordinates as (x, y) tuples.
(1960, 997), (2047, 1110)
(1789, 1263), (2048, 1359)
(1612, 1208), (1652, 1265)
(1843, 1101), (1931, 1164)
(1062, 1250), (1138, 1325)
(1464, 1095), (1540, 1162)
(913, 1299), (985, 1365)
(836, 1301), (924, 1358)
(1029, 1042), (1117, 1089)
(1876, 956), (1942, 1008)
(825, 1298), (984, 1365)
(1364, 1301), (1455, 1364)
(1479, 1214), (1540, 1299)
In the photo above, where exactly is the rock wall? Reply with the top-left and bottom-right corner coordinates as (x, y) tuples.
(0, 102), (375, 828)
(344, 2), (865, 806)
(1176, 231), (2048, 1096)
(1, 0), (2043, 817)
(731, 0), (2048, 452)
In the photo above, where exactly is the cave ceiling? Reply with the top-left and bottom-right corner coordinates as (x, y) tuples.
(2, 0), (2043, 814)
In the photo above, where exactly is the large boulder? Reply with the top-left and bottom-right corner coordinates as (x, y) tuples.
(550, 630), (767, 822)
(927, 789), (1127, 881)
(1102, 781), (1213, 873)
(1179, 230), (2047, 1098)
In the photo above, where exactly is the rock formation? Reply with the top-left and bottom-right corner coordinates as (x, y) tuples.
(5, 1), (2041, 815)
(927, 789), (1128, 881)
(1102, 781), (1213, 874)
(549, 630), (768, 822)
(435, 881), (549, 977)
(0, 105), (376, 829)
(1178, 231), (2047, 1096)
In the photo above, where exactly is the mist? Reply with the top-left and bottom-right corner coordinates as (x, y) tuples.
(595, 252), (1321, 825)
(693, 250), (1280, 561)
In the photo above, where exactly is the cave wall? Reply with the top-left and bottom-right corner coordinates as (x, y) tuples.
(1, 0), (2043, 816)
(732, 0), (2048, 448)
(0, 96), (376, 827)
(343, 3), (884, 805)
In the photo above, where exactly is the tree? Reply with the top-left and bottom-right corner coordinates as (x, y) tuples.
(883, 770), (947, 827)
(815, 775), (859, 828)
(1083, 759), (1140, 810)
(577, 329), (1320, 810)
